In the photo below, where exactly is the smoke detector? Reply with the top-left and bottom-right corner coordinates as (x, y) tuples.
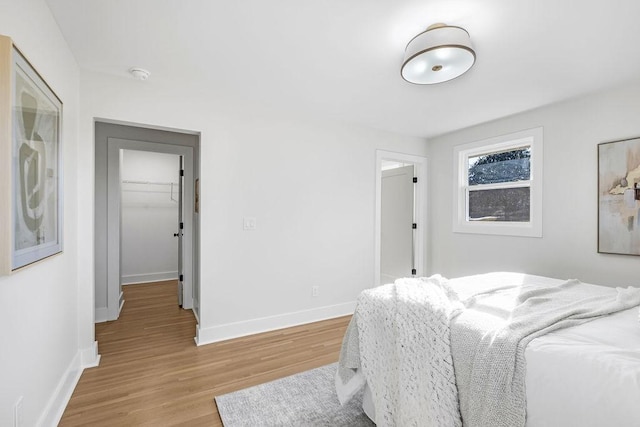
(129, 67), (150, 81)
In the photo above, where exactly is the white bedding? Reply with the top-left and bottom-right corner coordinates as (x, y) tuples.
(526, 306), (640, 426)
(449, 272), (640, 426)
(355, 272), (640, 426)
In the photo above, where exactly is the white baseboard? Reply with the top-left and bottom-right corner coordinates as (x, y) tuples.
(37, 342), (100, 426)
(95, 294), (125, 324)
(195, 301), (356, 346)
(119, 293), (125, 315)
(35, 351), (76, 426)
(81, 341), (101, 368)
(121, 271), (178, 285)
(95, 306), (109, 323)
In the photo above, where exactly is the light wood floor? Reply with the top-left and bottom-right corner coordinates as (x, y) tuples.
(60, 281), (351, 426)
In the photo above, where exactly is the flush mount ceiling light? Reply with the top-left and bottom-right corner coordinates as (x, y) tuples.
(401, 23), (475, 85)
(129, 67), (150, 81)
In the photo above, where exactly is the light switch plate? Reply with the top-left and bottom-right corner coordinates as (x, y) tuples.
(243, 217), (257, 231)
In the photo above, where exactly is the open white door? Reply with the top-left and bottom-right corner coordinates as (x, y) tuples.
(177, 155), (184, 307)
(380, 165), (415, 284)
(374, 150), (427, 288)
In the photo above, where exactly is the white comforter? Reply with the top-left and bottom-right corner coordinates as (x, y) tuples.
(338, 272), (640, 427)
(526, 299), (640, 426)
(451, 273), (640, 426)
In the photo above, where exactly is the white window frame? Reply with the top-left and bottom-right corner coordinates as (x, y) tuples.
(453, 127), (543, 237)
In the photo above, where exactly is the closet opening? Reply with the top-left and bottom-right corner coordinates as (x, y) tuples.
(94, 121), (201, 332)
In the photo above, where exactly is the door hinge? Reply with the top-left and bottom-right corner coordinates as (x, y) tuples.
(179, 274), (184, 282)
(412, 223), (417, 229)
(180, 222), (184, 229)
(411, 269), (417, 275)
(413, 177), (418, 183)
(180, 169), (184, 177)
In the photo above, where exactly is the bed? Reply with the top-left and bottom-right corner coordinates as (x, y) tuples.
(336, 272), (640, 427)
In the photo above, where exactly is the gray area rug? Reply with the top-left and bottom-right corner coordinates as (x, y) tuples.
(215, 363), (375, 426)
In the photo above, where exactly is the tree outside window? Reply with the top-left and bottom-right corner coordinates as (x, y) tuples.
(453, 128), (543, 237)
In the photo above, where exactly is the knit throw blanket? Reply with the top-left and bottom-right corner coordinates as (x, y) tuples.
(451, 279), (640, 427)
(337, 276), (464, 427)
(337, 276), (640, 427)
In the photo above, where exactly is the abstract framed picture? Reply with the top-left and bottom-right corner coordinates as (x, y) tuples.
(0, 35), (63, 273)
(598, 137), (640, 255)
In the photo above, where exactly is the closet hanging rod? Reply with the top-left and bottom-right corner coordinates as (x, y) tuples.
(121, 180), (178, 186)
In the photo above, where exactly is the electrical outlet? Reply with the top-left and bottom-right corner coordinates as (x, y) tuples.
(312, 286), (319, 297)
(14, 396), (23, 427)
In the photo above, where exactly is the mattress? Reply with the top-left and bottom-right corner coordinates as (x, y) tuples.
(361, 272), (640, 426)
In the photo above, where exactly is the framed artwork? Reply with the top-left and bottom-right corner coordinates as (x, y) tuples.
(598, 137), (640, 255)
(0, 36), (63, 274)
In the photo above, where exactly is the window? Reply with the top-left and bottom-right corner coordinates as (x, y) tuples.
(453, 127), (543, 237)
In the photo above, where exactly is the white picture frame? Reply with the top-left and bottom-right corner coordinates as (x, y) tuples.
(0, 35), (63, 274)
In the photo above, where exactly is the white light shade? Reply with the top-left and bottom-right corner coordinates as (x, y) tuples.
(401, 24), (475, 85)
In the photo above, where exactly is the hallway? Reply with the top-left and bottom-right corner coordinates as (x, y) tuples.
(60, 281), (349, 426)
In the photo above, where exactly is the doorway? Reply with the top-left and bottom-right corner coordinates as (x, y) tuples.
(374, 150), (427, 287)
(94, 121), (200, 325)
(120, 150), (182, 288)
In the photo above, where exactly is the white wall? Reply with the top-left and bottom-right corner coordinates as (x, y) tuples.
(428, 79), (640, 288)
(77, 69), (428, 344)
(121, 150), (179, 284)
(0, 1), (93, 426)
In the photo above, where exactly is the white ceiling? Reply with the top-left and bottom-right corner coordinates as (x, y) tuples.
(45, 0), (640, 138)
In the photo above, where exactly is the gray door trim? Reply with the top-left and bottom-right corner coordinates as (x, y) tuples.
(95, 121), (201, 325)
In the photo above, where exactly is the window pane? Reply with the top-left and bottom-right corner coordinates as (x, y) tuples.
(468, 187), (530, 222)
(468, 148), (530, 185)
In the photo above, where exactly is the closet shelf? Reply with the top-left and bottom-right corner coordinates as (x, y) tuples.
(122, 180), (178, 186)
(121, 180), (180, 202)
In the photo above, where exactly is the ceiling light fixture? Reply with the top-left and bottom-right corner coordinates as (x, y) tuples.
(401, 23), (475, 85)
(129, 67), (151, 81)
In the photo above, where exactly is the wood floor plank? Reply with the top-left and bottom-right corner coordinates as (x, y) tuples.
(60, 281), (351, 426)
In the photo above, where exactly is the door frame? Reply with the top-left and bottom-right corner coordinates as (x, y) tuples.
(93, 117), (201, 323)
(107, 139), (194, 320)
(374, 150), (428, 287)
